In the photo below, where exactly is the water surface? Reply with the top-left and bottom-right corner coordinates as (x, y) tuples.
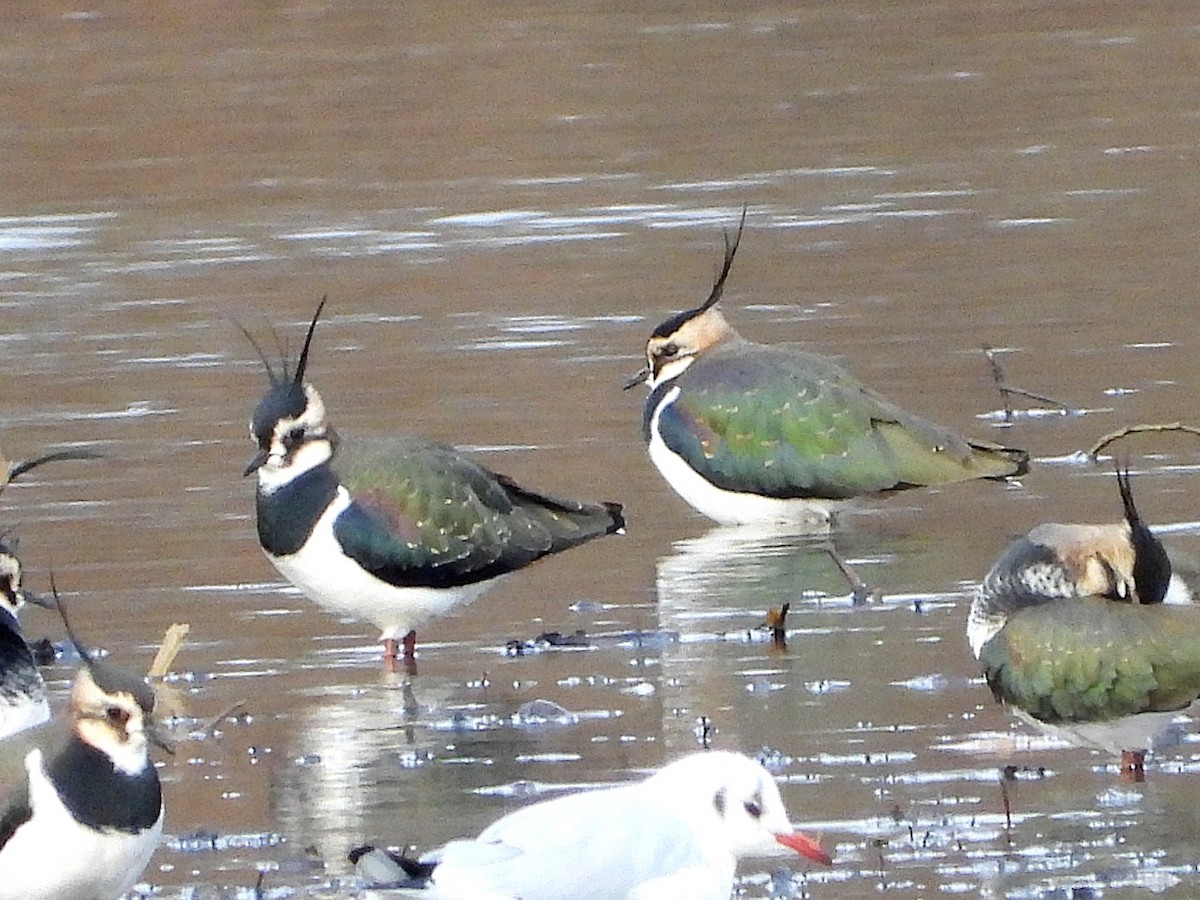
(4, 3), (1200, 898)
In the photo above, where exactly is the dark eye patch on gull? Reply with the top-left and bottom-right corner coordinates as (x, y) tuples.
(712, 786), (726, 818)
(744, 789), (763, 819)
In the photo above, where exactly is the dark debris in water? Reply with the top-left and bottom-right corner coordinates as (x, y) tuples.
(168, 830), (288, 854)
(504, 628), (679, 656)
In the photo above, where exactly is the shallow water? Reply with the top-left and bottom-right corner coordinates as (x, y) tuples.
(5, 2), (1200, 898)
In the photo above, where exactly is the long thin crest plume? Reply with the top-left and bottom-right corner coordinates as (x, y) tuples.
(47, 572), (94, 668)
(700, 206), (748, 314)
(1115, 458), (1172, 605)
(236, 296), (326, 387)
(293, 296), (327, 386)
(1115, 459), (1140, 528)
(236, 319), (279, 385)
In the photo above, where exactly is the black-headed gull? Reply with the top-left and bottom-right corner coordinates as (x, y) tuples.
(353, 750), (831, 898)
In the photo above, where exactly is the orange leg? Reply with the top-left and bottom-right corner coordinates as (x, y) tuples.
(382, 631), (419, 659)
(383, 632), (419, 675)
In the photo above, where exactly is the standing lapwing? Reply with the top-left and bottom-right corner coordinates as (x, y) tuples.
(0, 599), (169, 899)
(625, 214), (1027, 527)
(243, 301), (625, 664)
(969, 466), (1200, 779)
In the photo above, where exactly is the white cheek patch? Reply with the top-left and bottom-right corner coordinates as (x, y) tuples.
(648, 355), (695, 390)
(258, 438), (333, 492)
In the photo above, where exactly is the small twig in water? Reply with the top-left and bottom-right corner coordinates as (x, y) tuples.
(825, 546), (880, 603)
(1087, 422), (1200, 460)
(202, 699), (248, 738)
(765, 603), (789, 650)
(982, 346), (1074, 420)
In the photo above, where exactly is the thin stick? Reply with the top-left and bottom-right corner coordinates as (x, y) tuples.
(147, 623), (190, 678)
(202, 699), (248, 737)
(1088, 422), (1200, 460)
(982, 346), (1074, 417)
(983, 346), (1014, 422)
(825, 546), (879, 603)
(766, 603), (789, 650)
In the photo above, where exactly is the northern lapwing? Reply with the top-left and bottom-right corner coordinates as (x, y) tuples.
(243, 301), (625, 664)
(0, 537), (49, 742)
(0, 602), (169, 899)
(625, 215), (1028, 527)
(969, 467), (1200, 779)
(351, 750), (830, 897)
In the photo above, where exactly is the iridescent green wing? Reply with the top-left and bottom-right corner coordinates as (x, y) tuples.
(335, 437), (552, 587)
(335, 437), (620, 588)
(980, 597), (1200, 723)
(660, 346), (1023, 500)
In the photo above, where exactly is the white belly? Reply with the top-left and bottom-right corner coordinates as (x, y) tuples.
(1013, 706), (1190, 757)
(0, 694), (49, 742)
(267, 488), (495, 641)
(0, 750), (162, 900)
(648, 389), (835, 527)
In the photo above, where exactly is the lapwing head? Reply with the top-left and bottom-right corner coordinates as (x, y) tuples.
(0, 535), (26, 617)
(1019, 466), (1171, 607)
(969, 464), (1173, 657)
(624, 211), (745, 392)
(54, 587), (172, 773)
(241, 298), (338, 487)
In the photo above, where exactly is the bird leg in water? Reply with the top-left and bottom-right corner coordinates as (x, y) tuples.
(383, 630), (419, 660)
(383, 632), (420, 675)
(1000, 765), (1015, 831)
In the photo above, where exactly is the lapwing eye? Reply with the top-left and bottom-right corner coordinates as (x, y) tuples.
(661, 342), (679, 358)
(106, 706), (130, 727)
(282, 427), (304, 450)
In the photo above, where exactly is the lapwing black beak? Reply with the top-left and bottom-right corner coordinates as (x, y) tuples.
(21, 589), (54, 610)
(243, 448), (269, 477)
(146, 718), (175, 755)
(623, 366), (650, 391)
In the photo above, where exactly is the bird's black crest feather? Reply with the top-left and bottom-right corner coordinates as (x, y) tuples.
(651, 208), (747, 339)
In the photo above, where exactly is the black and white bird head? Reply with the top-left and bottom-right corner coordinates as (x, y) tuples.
(242, 299), (338, 491)
(968, 465), (1180, 658)
(56, 593), (172, 774)
(624, 211), (745, 393)
(648, 751), (831, 864)
(0, 537), (28, 618)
